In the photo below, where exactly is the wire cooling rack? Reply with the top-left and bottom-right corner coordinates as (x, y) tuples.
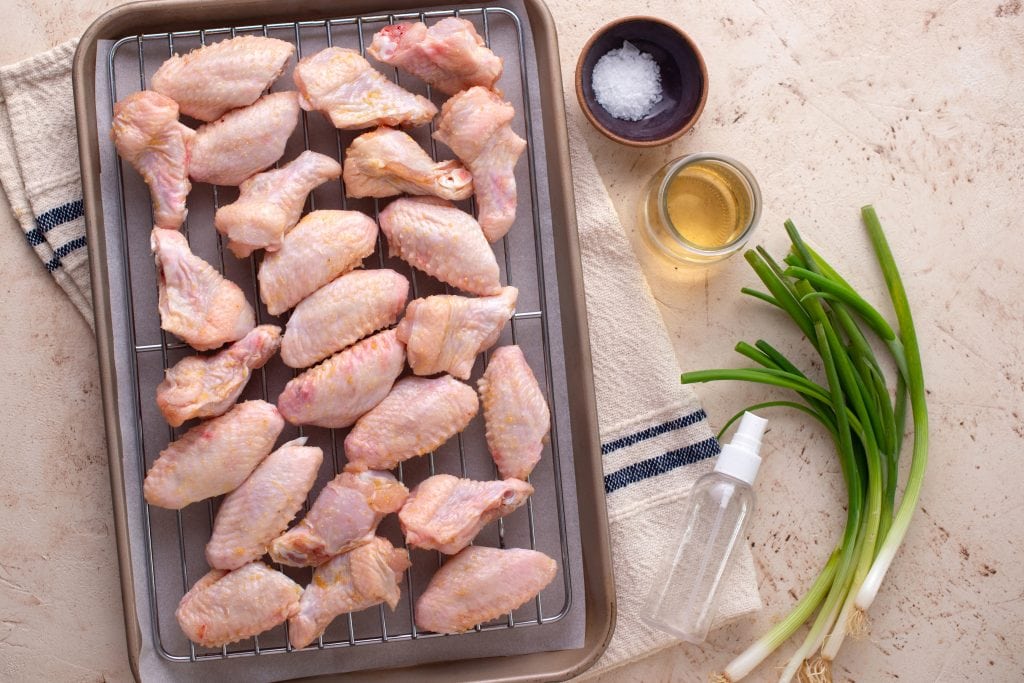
(106, 5), (573, 663)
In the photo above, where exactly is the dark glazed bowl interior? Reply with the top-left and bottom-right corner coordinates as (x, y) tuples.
(576, 17), (707, 146)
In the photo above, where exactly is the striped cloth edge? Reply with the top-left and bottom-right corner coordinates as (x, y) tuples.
(0, 39), (93, 328)
(565, 109), (762, 679)
(601, 409), (720, 495)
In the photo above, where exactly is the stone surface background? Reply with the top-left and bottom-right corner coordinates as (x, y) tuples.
(1, 1), (1022, 681)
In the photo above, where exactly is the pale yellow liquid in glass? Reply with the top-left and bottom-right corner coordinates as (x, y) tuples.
(663, 160), (752, 250)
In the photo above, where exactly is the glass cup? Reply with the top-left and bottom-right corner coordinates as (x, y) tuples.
(639, 153), (762, 265)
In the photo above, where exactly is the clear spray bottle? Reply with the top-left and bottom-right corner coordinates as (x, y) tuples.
(641, 411), (767, 643)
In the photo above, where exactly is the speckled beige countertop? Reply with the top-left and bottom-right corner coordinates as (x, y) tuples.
(2, 1), (1022, 681)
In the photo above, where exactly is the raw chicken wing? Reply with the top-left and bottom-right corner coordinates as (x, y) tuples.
(270, 470), (408, 567)
(289, 537), (410, 649)
(293, 47), (436, 130)
(206, 437), (323, 570)
(368, 18), (502, 96)
(415, 546), (556, 633)
(434, 87), (526, 242)
(478, 345), (550, 480)
(396, 287), (517, 379)
(152, 35), (295, 122)
(214, 150), (342, 258)
(156, 325), (281, 427)
(344, 376), (478, 472)
(151, 228), (255, 350)
(280, 269), (409, 368)
(399, 474), (533, 554)
(176, 562), (302, 647)
(110, 91), (194, 229)
(143, 400), (284, 509)
(189, 91), (300, 186)
(277, 329), (405, 429)
(343, 127), (472, 200)
(258, 210), (378, 315)
(378, 197), (500, 295)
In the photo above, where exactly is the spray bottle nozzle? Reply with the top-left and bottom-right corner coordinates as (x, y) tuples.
(731, 412), (768, 451)
(713, 412), (767, 485)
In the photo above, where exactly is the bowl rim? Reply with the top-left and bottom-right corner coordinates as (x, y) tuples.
(574, 15), (709, 148)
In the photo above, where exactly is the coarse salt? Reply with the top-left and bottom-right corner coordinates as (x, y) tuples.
(591, 41), (663, 122)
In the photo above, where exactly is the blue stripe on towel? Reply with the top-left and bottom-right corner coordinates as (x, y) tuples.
(603, 437), (720, 494)
(600, 410), (708, 456)
(25, 199), (84, 247)
(44, 235), (88, 272)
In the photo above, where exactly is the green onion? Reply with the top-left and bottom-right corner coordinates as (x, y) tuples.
(696, 206), (927, 681)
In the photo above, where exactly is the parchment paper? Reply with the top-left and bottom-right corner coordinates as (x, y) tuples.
(94, 2), (587, 681)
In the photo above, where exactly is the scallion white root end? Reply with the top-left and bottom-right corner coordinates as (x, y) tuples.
(847, 608), (869, 639)
(800, 656), (831, 683)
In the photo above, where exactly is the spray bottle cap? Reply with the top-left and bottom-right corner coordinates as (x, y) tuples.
(713, 412), (767, 484)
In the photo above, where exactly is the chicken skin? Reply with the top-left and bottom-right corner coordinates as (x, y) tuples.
(143, 400), (284, 509)
(258, 210), (378, 315)
(214, 150), (342, 258)
(399, 475), (533, 555)
(378, 197), (500, 295)
(110, 91), (194, 230)
(152, 35), (295, 122)
(189, 91), (300, 186)
(344, 376), (478, 472)
(416, 546), (556, 633)
(434, 87), (526, 242)
(396, 287), (517, 380)
(478, 345), (550, 480)
(368, 18), (502, 96)
(176, 562), (302, 648)
(156, 325), (281, 427)
(277, 329), (405, 429)
(206, 437), (323, 571)
(270, 470), (409, 567)
(343, 127), (472, 201)
(151, 228), (255, 351)
(293, 47), (436, 130)
(289, 537), (410, 649)
(280, 269), (409, 368)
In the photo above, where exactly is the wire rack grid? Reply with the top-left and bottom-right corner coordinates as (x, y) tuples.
(105, 5), (574, 665)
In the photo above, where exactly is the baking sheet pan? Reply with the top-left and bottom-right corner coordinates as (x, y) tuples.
(74, 1), (614, 681)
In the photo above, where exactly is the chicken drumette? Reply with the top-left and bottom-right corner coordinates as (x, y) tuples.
(214, 150), (341, 258)
(368, 18), (502, 95)
(110, 91), (194, 230)
(156, 324), (281, 427)
(343, 127), (472, 201)
(270, 470), (409, 567)
(434, 87), (526, 242)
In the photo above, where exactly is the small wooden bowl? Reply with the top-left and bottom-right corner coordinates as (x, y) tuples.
(575, 17), (708, 147)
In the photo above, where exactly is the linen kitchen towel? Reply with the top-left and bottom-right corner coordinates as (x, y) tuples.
(0, 39), (93, 328)
(0, 40), (762, 681)
(566, 115), (762, 679)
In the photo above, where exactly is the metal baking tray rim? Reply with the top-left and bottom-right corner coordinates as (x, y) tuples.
(73, 1), (615, 681)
